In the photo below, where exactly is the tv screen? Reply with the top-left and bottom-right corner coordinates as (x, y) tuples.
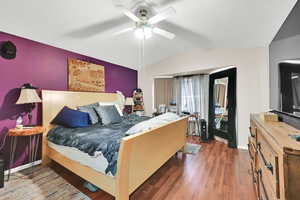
(280, 61), (300, 116)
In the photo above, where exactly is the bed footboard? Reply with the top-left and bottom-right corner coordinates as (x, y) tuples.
(115, 117), (188, 200)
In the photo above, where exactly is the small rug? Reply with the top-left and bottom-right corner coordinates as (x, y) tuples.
(184, 143), (202, 154)
(0, 165), (91, 200)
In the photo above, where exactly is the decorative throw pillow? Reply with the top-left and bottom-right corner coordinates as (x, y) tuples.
(99, 102), (123, 116)
(94, 105), (122, 125)
(78, 103), (99, 124)
(51, 106), (90, 128)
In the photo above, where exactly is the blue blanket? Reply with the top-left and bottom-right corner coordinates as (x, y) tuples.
(47, 114), (150, 176)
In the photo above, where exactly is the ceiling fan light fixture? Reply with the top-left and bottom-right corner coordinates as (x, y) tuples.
(134, 26), (152, 40)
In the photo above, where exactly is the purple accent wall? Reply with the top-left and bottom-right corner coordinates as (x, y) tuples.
(0, 32), (137, 169)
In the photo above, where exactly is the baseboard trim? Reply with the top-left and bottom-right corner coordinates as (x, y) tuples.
(238, 145), (248, 150)
(214, 136), (228, 144)
(4, 160), (42, 175)
(214, 136), (248, 150)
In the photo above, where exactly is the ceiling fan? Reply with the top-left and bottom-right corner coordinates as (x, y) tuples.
(113, 3), (176, 40)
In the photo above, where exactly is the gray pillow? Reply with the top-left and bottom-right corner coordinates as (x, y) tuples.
(94, 105), (122, 125)
(78, 103), (99, 124)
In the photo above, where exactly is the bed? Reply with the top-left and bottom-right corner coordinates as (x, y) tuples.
(42, 90), (188, 200)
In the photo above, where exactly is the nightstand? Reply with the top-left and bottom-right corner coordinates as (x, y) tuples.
(7, 126), (44, 181)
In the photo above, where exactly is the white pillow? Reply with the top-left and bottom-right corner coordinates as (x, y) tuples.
(99, 101), (123, 116)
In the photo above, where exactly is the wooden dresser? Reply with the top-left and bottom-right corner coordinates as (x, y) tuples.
(249, 114), (300, 200)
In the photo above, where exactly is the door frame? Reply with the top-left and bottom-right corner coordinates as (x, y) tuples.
(208, 67), (237, 148)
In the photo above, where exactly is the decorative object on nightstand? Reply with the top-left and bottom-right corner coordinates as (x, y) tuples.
(16, 83), (42, 127)
(132, 88), (144, 112)
(15, 116), (23, 129)
(124, 97), (134, 114)
(7, 126), (45, 181)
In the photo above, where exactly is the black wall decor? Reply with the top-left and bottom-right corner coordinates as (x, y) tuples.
(0, 41), (17, 59)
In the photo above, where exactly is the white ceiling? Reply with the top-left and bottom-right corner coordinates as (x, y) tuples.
(0, 0), (297, 70)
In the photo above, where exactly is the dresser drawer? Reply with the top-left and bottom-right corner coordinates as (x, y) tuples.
(258, 168), (277, 200)
(257, 129), (280, 199)
(259, 173), (269, 200)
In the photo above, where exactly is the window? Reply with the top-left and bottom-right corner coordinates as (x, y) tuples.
(180, 77), (201, 113)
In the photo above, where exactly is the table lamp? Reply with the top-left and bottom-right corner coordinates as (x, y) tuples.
(16, 83), (42, 127)
(125, 97), (134, 114)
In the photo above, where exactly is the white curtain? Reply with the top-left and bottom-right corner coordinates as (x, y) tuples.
(174, 75), (209, 121)
(174, 78), (182, 114)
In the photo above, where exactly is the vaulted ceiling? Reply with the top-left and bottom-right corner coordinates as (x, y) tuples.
(0, 0), (297, 69)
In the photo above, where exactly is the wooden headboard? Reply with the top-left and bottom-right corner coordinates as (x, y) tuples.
(41, 90), (119, 163)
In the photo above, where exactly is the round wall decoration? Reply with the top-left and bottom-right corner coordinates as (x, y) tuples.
(0, 41), (17, 59)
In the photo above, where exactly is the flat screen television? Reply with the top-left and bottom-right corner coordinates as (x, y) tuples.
(279, 60), (300, 117)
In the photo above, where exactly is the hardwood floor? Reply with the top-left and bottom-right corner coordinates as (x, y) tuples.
(50, 137), (256, 200)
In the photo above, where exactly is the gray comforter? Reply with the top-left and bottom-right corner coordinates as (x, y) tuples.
(47, 114), (150, 176)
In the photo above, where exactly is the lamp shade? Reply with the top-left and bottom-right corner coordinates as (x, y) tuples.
(16, 88), (42, 104)
(125, 97), (134, 106)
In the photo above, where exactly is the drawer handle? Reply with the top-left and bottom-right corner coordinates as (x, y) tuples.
(249, 127), (255, 137)
(257, 143), (273, 174)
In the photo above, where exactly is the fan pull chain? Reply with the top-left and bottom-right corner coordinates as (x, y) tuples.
(139, 39), (142, 69)
(139, 35), (145, 69)
(142, 37), (145, 69)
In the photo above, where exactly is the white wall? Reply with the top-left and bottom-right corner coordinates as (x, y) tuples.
(139, 47), (269, 148)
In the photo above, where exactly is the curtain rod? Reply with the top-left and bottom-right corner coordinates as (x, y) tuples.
(174, 73), (209, 78)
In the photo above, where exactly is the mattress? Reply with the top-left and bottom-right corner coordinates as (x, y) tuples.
(48, 141), (113, 177)
(47, 114), (151, 176)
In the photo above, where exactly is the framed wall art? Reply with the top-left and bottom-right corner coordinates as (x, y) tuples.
(68, 58), (105, 92)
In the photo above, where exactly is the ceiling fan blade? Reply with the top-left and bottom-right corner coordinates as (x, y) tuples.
(148, 7), (176, 25)
(159, 0), (182, 6)
(113, 27), (135, 36)
(66, 16), (130, 38)
(122, 8), (141, 22)
(153, 27), (175, 39)
(112, 0), (123, 7)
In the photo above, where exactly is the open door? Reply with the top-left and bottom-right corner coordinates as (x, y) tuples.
(208, 68), (237, 148)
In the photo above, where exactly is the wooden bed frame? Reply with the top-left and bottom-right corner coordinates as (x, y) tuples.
(42, 90), (188, 200)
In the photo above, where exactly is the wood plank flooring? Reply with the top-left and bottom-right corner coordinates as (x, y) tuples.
(50, 137), (256, 200)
